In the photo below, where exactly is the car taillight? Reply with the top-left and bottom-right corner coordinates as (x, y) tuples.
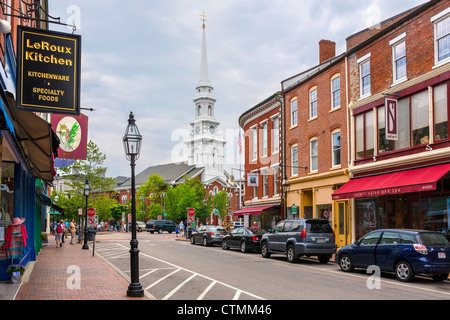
(300, 228), (306, 238)
(209, 232), (214, 236)
(414, 244), (428, 255)
(252, 236), (259, 241)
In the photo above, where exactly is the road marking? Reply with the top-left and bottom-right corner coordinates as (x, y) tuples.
(115, 243), (265, 300)
(145, 268), (181, 290)
(162, 273), (197, 300)
(197, 281), (217, 300)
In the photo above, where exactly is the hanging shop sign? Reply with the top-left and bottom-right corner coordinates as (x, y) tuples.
(51, 113), (88, 160)
(16, 26), (81, 115)
(385, 97), (398, 141)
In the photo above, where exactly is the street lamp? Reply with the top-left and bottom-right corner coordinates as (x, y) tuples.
(123, 111), (144, 298)
(282, 178), (290, 219)
(82, 178), (90, 250)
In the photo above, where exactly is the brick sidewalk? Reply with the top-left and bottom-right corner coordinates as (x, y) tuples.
(15, 235), (152, 300)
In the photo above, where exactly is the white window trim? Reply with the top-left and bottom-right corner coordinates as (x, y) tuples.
(310, 138), (318, 173)
(309, 87), (318, 119)
(331, 130), (341, 168)
(432, 9), (450, 68)
(291, 99), (298, 127)
(331, 74), (341, 110)
(251, 126), (258, 161)
(271, 115), (280, 154)
(291, 144), (298, 177)
(261, 120), (268, 158)
(358, 53), (371, 100)
(390, 33), (407, 85)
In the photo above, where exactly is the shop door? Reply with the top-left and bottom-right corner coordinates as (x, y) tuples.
(336, 201), (350, 247)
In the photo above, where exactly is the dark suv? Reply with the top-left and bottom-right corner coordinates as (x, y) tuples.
(146, 220), (177, 234)
(260, 219), (337, 263)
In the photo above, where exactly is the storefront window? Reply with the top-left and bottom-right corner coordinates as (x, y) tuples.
(316, 204), (332, 223)
(355, 194), (450, 240)
(434, 82), (448, 141)
(411, 90), (430, 145)
(0, 162), (14, 260)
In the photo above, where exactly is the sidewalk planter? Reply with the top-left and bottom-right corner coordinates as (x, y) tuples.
(7, 265), (25, 284)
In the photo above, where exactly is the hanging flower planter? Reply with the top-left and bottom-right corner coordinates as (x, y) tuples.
(7, 264), (25, 284)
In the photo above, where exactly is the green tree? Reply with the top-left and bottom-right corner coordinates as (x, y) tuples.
(52, 140), (116, 222)
(213, 190), (228, 221)
(137, 174), (168, 220)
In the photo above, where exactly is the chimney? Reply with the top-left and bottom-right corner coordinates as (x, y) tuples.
(319, 40), (336, 64)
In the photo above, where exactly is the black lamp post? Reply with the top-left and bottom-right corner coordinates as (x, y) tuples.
(82, 178), (90, 250)
(123, 111), (144, 298)
(282, 178), (290, 219)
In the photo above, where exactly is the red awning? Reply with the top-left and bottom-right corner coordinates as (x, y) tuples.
(233, 205), (277, 216)
(332, 163), (450, 200)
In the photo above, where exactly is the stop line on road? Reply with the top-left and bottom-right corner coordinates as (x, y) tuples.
(94, 242), (265, 300)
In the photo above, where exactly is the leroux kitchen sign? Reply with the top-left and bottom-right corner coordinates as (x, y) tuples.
(16, 26), (81, 115)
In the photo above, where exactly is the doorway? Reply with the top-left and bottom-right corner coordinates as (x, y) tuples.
(336, 201), (350, 247)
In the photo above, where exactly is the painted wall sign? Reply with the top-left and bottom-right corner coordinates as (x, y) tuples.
(16, 26), (81, 115)
(51, 113), (88, 160)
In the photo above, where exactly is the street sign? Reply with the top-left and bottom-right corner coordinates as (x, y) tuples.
(87, 207), (96, 217)
(187, 208), (195, 216)
(187, 216), (195, 223)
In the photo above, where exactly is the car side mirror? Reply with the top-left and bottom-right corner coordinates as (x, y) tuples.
(355, 240), (360, 246)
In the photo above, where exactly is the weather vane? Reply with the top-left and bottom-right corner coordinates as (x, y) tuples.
(200, 11), (207, 29)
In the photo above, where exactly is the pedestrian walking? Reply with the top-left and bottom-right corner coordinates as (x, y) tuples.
(175, 226), (179, 237)
(70, 219), (76, 244)
(60, 220), (66, 244)
(179, 221), (184, 238)
(55, 221), (63, 248)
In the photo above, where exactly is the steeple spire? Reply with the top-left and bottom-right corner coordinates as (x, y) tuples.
(198, 11), (211, 86)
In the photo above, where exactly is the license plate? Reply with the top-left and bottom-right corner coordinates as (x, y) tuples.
(316, 238), (326, 243)
(438, 252), (446, 259)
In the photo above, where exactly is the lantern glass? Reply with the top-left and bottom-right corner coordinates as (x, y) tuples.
(123, 112), (142, 159)
(84, 180), (90, 196)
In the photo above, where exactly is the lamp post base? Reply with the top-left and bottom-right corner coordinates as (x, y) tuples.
(127, 284), (144, 297)
(82, 244), (89, 250)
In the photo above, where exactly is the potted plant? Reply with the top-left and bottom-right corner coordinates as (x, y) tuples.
(7, 264), (25, 284)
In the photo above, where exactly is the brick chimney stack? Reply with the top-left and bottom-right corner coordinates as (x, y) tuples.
(319, 40), (336, 64)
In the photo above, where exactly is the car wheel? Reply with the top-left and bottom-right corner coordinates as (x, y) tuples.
(222, 240), (229, 250)
(203, 237), (208, 246)
(286, 244), (298, 263)
(240, 241), (247, 253)
(339, 254), (354, 272)
(190, 236), (195, 245)
(261, 242), (271, 258)
(158, 228), (163, 234)
(395, 260), (415, 282)
(431, 273), (449, 281)
(318, 255), (331, 264)
(150, 231), (154, 234)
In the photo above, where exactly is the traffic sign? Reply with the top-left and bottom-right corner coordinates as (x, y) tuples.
(87, 207), (96, 217)
(187, 216), (195, 223)
(187, 208), (195, 216)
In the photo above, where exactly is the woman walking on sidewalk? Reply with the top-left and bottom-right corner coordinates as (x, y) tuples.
(70, 219), (76, 244)
(55, 221), (63, 248)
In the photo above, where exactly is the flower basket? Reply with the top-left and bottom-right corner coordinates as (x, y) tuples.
(7, 264), (25, 284)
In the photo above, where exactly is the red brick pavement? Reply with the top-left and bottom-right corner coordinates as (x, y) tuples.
(15, 235), (151, 300)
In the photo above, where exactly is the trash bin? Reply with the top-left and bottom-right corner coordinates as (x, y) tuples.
(85, 227), (96, 241)
(186, 228), (192, 239)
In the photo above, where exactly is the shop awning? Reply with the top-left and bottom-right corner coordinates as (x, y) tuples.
(332, 163), (450, 200)
(50, 204), (64, 215)
(7, 93), (56, 183)
(233, 205), (277, 216)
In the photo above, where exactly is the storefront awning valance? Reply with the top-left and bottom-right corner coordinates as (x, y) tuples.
(8, 93), (55, 183)
(50, 204), (64, 215)
(332, 163), (450, 200)
(233, 205), (277, 216)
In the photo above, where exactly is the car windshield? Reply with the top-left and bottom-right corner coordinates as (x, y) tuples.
(419, 232), (450, 246)
(306, 221), (333, 233)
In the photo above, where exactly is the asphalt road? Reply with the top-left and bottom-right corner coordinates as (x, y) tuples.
(92, 231), (450, 301)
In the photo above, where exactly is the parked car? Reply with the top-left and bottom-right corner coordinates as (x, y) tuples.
(260, 219), (336, 263)
(136, 221), (146, 232)
(222, 227), (266, 253)
(335, 229), (450, 282)
(191, 225), (228, 246)
(146, 220), (177, 234)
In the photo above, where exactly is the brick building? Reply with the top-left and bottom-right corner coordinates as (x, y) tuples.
(333, 0), (450, 241)
(237, 93), (282, 230)
(281, 40), (350, 245)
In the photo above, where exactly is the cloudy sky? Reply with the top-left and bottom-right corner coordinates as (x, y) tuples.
(48, 0), (428, 178)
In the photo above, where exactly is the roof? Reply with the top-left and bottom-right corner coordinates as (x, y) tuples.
(117, 162), (199, 188)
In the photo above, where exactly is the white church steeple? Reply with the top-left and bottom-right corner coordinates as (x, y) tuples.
(186, 13), (226, 183)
